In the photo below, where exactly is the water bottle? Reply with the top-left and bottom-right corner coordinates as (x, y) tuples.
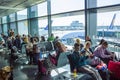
(73, 68), (77, 78)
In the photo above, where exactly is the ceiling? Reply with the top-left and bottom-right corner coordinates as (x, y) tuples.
(0, 0), (46, 18)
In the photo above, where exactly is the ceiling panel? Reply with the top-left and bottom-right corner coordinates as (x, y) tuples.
(0, 0), (46, 18)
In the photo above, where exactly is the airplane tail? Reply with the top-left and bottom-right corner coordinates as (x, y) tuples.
(108, 13), (116, 30)
(44, 20), (53, 30)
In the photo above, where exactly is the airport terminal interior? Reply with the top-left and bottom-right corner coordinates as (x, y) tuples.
(0, 0), (120, 80)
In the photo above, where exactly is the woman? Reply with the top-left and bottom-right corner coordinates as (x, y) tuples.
(94, 41), (116, 64)
(55, 41), (67, 60)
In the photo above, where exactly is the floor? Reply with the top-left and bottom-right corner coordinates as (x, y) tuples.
(0, 49), (52, 80)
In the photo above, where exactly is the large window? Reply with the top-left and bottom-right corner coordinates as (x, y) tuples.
(2, 16), (7, 24)
(97, 0), (120, 7)
(10, 22), (17, 35)
(52, 14), (85, 46)
(0, 18), (1, 24)
(0, 25), (2, 33)
(9, 13), (16, 22)
(97, 11), (120, 51)
(38, 2), (47, 17)
(51, 0), (84, 14)
(97, 11), (120, 38)
(18, 20), (28, 35)
(30, 5), (38, 18)
(17, 9), (27, 20)
(38, 18), (48, 38)
(3, 24), (8, 35)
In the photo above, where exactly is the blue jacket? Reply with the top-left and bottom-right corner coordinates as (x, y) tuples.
(72, 51), (87, 68)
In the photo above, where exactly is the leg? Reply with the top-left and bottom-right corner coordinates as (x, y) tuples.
(78, 65), (102, 80)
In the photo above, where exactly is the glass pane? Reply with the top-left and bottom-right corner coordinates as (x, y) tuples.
(38, 18), (48, 39)
(10, 22), (17, 35)
(97, 12), (120, 29)
(9, 13), (16, 22)
(3, 24), (8, 35)
(97, 11), (120, 52)
(51, 0), (84, 14)
(2, 16), (7, 24)
(18, 20), (28, 35)
(30, 5), (38, 18)
(0, 18), (1, 24)
(97, 0), (120, 7)
(52, 14), (85, 46)
(17, 9), (27, 20)
(38, 2), (47, 17)
(0, 24), (2, 33)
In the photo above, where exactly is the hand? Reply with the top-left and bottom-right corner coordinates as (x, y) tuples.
(89, 54), (94, 58)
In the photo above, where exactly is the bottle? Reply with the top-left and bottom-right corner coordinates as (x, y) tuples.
(73, 68), (77, 78)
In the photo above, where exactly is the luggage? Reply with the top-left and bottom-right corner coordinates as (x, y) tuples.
(38, 56), (56, 75)
(108, 61), (120, 79)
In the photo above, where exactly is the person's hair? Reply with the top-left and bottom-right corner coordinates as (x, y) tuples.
(102, 41), (108, 46)
(74, 43), (80, 48)
(84, 41), (91, 49)
(41, 36), (45, 41)
(76, 38), (80, 44)
(99, 39), (105, 45)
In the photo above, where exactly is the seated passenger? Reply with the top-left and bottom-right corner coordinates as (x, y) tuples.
(75, 38), (84, 51)
(81, 41), (101, 66)
(40, 36), (46, 42)
(94, 39), (105, 51)
(72, 43), (102, 80)
(54, 41), (67, 60)
(94, 41), (116, 64)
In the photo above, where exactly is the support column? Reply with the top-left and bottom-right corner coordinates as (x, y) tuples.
(28, 6), (39, 37)
(47, 0), (52, 37)
(85, 0), (97, 44)
(15, 13), (18, 35)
